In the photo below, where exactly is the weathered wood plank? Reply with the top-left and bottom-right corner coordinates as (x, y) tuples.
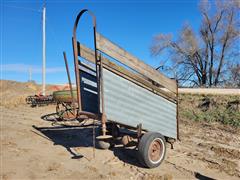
(95, 32), (177, 93)
(78, 43), (177, 102)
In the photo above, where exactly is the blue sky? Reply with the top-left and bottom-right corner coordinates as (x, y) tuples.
(1, 0), (201, 84)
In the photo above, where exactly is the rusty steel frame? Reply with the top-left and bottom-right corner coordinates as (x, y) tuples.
(56, 102), (76, 121)
(72, 9), (107, 137)
(63, 52), (76, 114)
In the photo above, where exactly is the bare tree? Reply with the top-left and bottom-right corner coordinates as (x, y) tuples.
(225, 63), (240, 87)
(151, 0), (239, 87)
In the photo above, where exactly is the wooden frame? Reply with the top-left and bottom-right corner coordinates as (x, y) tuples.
(96, 33), (177, 93)
(78, 42), (177, 103)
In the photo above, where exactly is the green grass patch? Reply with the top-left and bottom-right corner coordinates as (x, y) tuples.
(179, 94), (240, 127)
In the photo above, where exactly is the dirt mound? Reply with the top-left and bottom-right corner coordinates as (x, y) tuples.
(180, 94), (240, 127)
(0, 80), (69, 108)
(0, 80), (41, 108)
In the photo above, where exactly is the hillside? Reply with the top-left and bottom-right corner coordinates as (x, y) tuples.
(180, 94), (240, 127)
(0, 80), (70, 108)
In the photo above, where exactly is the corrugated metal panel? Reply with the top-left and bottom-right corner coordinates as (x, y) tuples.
(103, 68), (177, 139)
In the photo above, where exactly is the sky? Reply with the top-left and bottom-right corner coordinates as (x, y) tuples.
(1, 0), (201, 84)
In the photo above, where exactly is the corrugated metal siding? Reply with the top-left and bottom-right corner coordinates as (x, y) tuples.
(103, 68), (177, 139)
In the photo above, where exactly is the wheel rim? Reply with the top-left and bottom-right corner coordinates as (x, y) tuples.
(56, 103), (75, 120)
(148, 138), (164, 164)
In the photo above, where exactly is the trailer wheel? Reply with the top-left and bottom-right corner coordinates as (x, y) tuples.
(138, 132), (166, 168)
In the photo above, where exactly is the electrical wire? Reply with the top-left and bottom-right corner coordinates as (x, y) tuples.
(3, 4), (41, 13)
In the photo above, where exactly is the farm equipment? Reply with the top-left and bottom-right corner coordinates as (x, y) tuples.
(52, 90), (77, 121)
(26, 94), (55, 107)
(53, 9), (179, 168)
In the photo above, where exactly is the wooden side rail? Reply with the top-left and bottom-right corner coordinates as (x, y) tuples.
(78, 42), (177, 103)
(95, 32), (177, 93)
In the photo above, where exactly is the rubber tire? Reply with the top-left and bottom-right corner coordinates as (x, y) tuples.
(96, 140), (111, 149)
(53, 90), (77, 103)
(138, 132), (166, 168)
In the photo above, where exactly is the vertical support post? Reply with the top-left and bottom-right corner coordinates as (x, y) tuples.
(93, 24), (106, 136)
(63, 52), (76, 114)
(98, 53), (107, 136)
(93, 26), (100, 115)
(42, 5), (46, 96)
(176, 80), (180, 140)
(137, 123), (142, 144)
(72, 38), (82, 112)
(92, 19), (98, 157)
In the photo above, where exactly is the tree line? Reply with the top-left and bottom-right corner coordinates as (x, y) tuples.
(151, 0), (239, 87)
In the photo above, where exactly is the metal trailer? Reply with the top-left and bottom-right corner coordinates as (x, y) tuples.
(63, 9), (178, 168)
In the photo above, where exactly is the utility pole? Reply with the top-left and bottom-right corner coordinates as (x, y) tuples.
(42, 4), (46, 95)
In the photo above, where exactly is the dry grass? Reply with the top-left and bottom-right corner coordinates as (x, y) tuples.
(0, 80), (40, 108)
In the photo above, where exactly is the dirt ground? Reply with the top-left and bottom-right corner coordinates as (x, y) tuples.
(1, 81), (240, 179)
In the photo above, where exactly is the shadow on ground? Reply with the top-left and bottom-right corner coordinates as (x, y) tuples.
(195, 172), (216, 180)
(32, 123), (141, 167)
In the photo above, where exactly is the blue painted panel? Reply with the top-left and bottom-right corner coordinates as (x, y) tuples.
(80, 71), (98, 114)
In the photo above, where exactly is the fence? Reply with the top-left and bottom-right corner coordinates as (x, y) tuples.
(178, 88), (240, 95)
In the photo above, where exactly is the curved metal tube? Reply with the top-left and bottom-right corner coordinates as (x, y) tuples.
(72, 9), (98, 113)
(73, 9), (96, 39)
(72, 9), (108, 137)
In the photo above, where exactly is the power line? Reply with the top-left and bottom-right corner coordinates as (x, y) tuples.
(4, 5), (41, 13)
